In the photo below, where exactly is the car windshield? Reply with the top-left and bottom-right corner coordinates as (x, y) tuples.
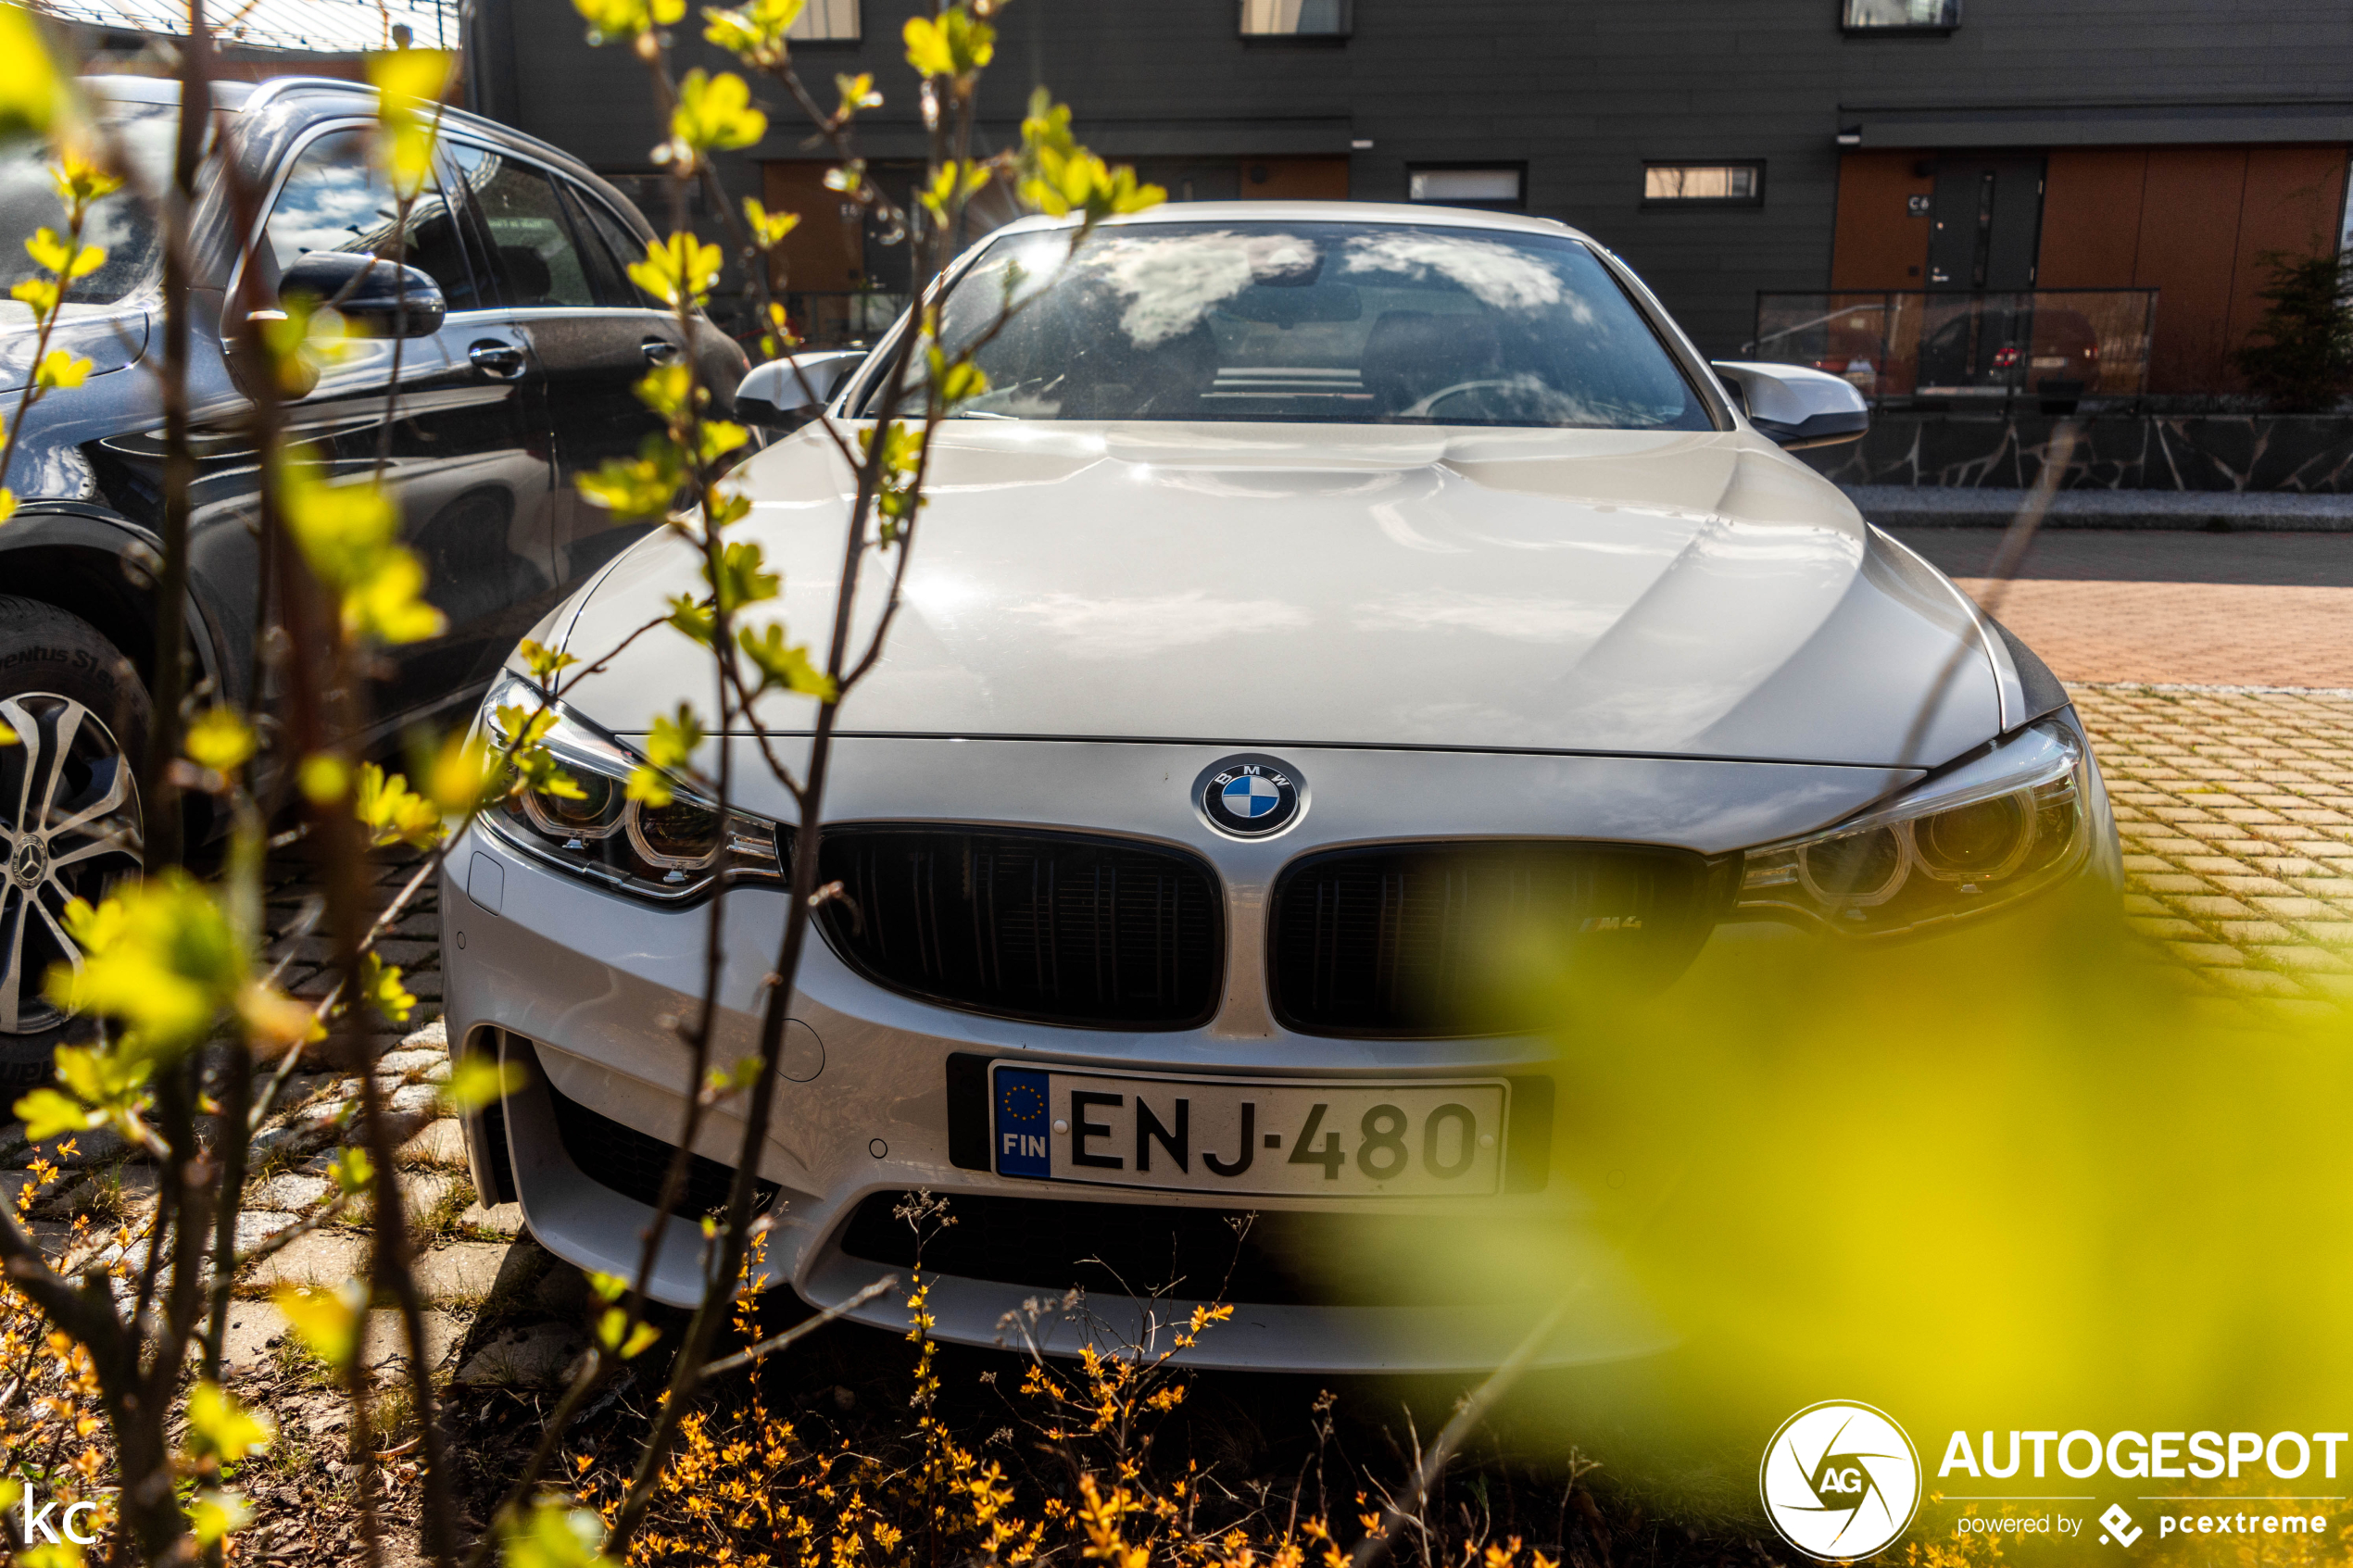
(0, 103), (176, 317)
(885, 220), (1715, 430)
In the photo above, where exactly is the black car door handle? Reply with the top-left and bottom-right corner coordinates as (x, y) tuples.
(640, 338), (679, 364)
(469, 341), (527, 380)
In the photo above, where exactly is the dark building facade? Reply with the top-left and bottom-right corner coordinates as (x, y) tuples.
(466, 0), (2353, 395)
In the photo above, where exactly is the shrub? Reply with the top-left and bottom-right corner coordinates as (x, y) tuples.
(2233, 248), (2353, 408)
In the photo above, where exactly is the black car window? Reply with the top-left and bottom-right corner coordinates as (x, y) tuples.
(261, 128), (482, 309)
(445, 144), (595, 309)
(564, 186), (663, 311)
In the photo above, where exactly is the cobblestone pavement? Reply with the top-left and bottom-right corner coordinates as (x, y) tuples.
(2076, 684), (2353, 1007)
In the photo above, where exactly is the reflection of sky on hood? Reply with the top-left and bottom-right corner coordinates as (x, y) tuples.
(1006, 589), (1312, 657)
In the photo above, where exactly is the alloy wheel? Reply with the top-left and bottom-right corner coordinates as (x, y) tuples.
(0, 693), (144, 1035)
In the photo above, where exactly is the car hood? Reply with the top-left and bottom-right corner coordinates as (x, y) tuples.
(0, 306), (148, 392)
(550, 421), (2004, 769)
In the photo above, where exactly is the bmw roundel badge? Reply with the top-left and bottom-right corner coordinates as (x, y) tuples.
(1194, 753), (1306, 839)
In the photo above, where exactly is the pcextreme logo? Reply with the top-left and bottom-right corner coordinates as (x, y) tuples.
(1759, 1401), (1923, 1562)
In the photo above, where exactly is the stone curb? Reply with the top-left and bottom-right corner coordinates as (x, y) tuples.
(1843, 485), (2353, 532)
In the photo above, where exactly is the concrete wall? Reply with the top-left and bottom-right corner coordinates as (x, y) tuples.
(468, 0), (2353, 358)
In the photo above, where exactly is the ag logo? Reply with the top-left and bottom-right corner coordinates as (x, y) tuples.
(1758, 1400), (1920, 1562)
(1194, 753), (1305, 839)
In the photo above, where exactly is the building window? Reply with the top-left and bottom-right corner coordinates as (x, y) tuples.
(1240, 0), (1351, 37)
(1407, 167), (1524, 208)
(1842, 0), (1959, 31)
(1642, 163), (1764, 206)
(788, 0), (858, 40)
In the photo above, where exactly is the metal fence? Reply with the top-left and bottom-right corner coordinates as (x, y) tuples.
(1749, 290), (2158, 407)
(34, 0), (461, 53)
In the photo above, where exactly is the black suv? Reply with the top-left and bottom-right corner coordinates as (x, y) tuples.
(0, 76), (746, 1060)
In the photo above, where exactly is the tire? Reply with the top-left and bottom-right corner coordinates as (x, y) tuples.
(0, 596), (147, 1090)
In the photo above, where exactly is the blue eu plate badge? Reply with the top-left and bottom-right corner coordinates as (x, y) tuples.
(993, 1067), (1051, 1179)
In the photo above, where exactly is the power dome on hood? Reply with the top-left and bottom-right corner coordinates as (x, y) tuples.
(547, 421), (2005, 771)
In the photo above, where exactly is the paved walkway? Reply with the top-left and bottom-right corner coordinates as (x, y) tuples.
(1886, 526), (2353, 999)
(2077, 686), (2353, 1003)
(1894, 528), (2353, 687)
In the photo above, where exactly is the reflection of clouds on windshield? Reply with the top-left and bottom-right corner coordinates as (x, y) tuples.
(268, 164), (396, 266)
(1340, 232), (1587, 319)
(1083, 230), (1317, 346)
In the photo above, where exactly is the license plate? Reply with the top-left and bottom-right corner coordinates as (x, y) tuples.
(990, 1064), (1507, 1197)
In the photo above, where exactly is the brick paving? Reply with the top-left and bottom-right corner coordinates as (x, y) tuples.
(2075, 685), (2353, 1004)
(1958, 581), (2353, 687)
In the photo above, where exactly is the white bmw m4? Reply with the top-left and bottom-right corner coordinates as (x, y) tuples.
(440, 202), (2120, 1372)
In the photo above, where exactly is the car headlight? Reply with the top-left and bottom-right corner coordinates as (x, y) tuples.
(476, 671), (782, 902)
(1736, 719), (2091, 936)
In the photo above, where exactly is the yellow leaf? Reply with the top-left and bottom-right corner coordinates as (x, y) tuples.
(235, 981), (321, 1058)
(274, 1280), (367, 1369)
(903, 7), (992, 77)
(360, 952), (417, 1024)
(700, 0), (803, 66)
(183, 705), (256, 772)
(628, 232), (724, 309)
(184, 1380), (273, 1461)
(297, 752), (349, 804)
(354, 759), (442, 848)
(0, 6), (64, 136)
(425, 729), (497, 814)
(573, 0), (684, 42)
(279, 466), (446, 646)
(672, 69), (767, 157)
(741, 196), (799, 250)
(189, 1489), (253, 1548)
(43, 872), (245, 1055)
(32, 347), (89, 388)
(501, 1498), (618, 1568)
(328, 1146), (373, 1196)
(518, 637), (579, 683)
(440, 1055), (522, 1115)
(12, 1085), (97, 1141)
(50, 149), (121, 209)
(366, 47), (455, 198)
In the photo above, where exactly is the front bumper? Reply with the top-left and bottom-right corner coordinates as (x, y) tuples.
(438, 729), (2119, 1372)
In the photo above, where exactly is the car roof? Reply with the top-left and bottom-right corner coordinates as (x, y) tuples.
(991, 199), (1600, 247)
(82, 74), (648, 236)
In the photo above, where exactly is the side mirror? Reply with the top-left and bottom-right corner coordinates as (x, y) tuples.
(276, 251), (447, 339)
(734, 349), (867, 430)
(1711, 360), (1869, 449)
